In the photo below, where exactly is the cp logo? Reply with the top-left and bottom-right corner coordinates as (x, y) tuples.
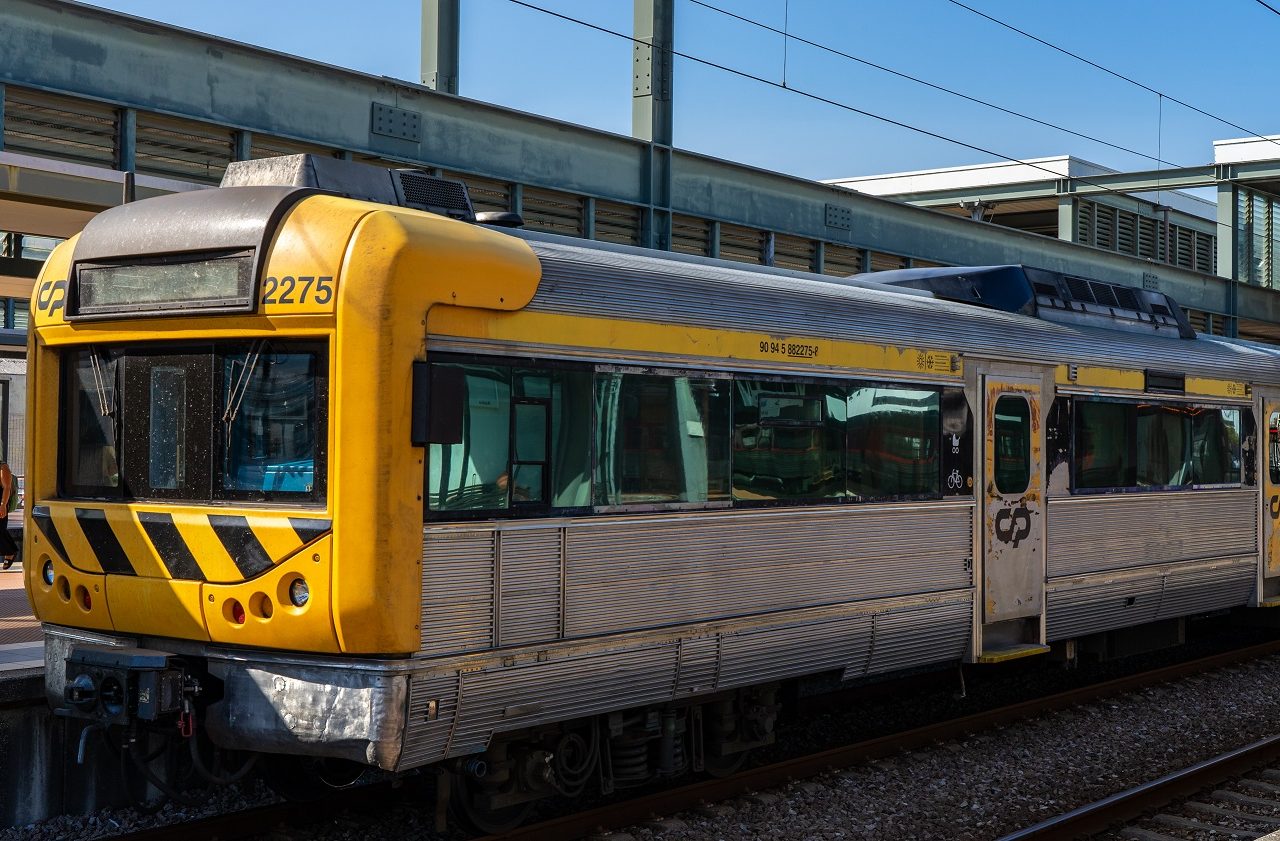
(1270, 494), (1280, 521)
(35, 279), (68, 317)
(994, 506), (1032, 548)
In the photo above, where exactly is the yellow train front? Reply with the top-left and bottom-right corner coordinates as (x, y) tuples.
(27, 158), (541, 778)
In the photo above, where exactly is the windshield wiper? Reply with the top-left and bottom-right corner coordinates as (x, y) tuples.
(223, 340), (265, 436)
(88, 347), (117, 421)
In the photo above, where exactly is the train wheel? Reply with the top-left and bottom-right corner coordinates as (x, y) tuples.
(703, 748), (749, 778)
(449, 773), (533, 835)
(260, 754), (365, 802)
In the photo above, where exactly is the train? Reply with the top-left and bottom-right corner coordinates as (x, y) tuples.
(24, 153), (1280, 830)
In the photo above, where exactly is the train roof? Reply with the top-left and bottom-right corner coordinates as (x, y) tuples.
(507, 228), (1280, 388)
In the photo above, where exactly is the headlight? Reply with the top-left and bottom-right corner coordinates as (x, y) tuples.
(42, 559), (55, 586)
(289, 578), (310, 607)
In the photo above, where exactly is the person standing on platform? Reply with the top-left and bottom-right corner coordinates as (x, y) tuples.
(0, 452), (18, 570)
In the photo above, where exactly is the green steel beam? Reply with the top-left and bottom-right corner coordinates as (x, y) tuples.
(633, 0), (673, 249)
(421, 0), (460, 95)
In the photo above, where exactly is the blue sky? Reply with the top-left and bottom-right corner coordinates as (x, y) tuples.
(84, 0), (1280, 182)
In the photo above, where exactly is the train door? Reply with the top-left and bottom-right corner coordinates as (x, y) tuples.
(978, 373), (1048, 660)
(1261, 393), (1280, 605)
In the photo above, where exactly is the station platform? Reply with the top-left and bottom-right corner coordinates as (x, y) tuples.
(0, 566), (42, 676)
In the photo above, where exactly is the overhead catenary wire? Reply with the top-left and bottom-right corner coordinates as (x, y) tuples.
(688, 0), (1181, 168)
(504, 0), (1244, 238)
(946, 0), (1280, 155)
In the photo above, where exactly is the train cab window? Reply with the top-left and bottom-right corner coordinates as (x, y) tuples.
(62, 348), (124, 498)
(732, 381), (843, 502)
(594, 372), (730, 506)
(1270, 411), (1280, 484)
(993, 395), (1031, 495)
(847, 386), (941, 499)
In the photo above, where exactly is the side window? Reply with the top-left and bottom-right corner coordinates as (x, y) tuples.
(1075, 400), (1135, 490)
(594, 372), (730, 506)
(732, 380), (843, 501)
(848, 385), (941, 499)
(1269, 410), (1280, 485)
(993, 395), (1031, 495)
(1192, 408), (1241, 485)
(1135, 404), (1190, 487)
(427, 364), (512, 512)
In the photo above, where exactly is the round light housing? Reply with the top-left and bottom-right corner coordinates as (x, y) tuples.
(289, 578), (310, 607)
(42, 559), (54, 586)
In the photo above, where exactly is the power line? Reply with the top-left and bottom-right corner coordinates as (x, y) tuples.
(1254, 0), (1280, 18)
(504, 0), (1228, 217)
(946, 0), (1280, 155)
(688, 0), (1180, 167)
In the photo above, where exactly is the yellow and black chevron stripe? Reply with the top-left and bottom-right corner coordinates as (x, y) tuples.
(31, 505), (331, 583)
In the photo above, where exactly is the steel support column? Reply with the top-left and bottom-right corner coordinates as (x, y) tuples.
(1217, 170), (1239, 336)
(0, 83), (5, 152)
(1057, 195), (1076, 243)
(634, 0), (673, 250)
(116, 107), (135, 172)
(422, 0), (460, 94)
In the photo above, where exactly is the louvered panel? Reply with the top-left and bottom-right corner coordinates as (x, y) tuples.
(399, 673), (461, 770)
(564, 504), (974, 637)
(445, 172), (509, 215)
(911, 258), (947, 269)
(134, 112), (233, 184)
(861, 597), (971, 675)
(1184, 308), (1209, 333)
(772, 234), (814, 272)
(3, 87), (117, 167)
(1137, 216), (1158, 260)
(1094, 205), (1117, 250)
(869, 251), (907, 272)
(521, 186), (583, 237)
(1046, 490), (1256, 578)
(497, 528), (561, 647)
(421, 529), (495, 654)
(675, 636), (719, 696)
(1075, 201), (1093, 246)
(821, 244), (863, 276)
(1175, 228), (1195, 270)
(1154, 561), (1254, 618)
(719, 223), (765, 265)
(719, 613), (871, 689)
(671, 214), (710, 256)
(1195, 232), (1215, 274)
(1116, 210), (1137, 254)
(593, 200), (642, 247)
(441, 645), (679, 755)
(250, 134), (337, 159)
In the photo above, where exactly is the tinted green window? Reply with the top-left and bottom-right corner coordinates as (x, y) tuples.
(594, 373), (730, 505)
(993, 395), (1031, 495)
(732, 381), (844, 501)
(426, 363), (594, 512)
(1136, 404), (1190, 487)
(1075, 400), (1135, 490)
(847, 386), (940, 498)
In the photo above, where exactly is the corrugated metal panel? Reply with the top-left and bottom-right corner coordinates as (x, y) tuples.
(1117, 210), (1136, 255)
(719, 223), (765, 265)
(593, 200), (642, 247)
(675, 635), (719, 696)
(1046, 558), (1254, 640)
(1046, 490), (1256, 578)
(719, 613), (870, 688)
(3, 86), (117, 167)
(1196, 232), (1215, 274)
(522, 186), (583, 237)
(821, 244), (864, 277)
(564, 504), (973, 637)
(521, 238), (1280, 385)
(135, 112), (233, 184)
(862, 596), (971, 675)
(421, 530), (495, 654)
(250, 134), (336, 159)
(400, 673), (461, 770)
(497, 529), (561, 646)
(671, 214), (711, 256)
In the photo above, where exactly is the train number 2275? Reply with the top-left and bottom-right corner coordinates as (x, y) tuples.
(260, 275), (334, 305)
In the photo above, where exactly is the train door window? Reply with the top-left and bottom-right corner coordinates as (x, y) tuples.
(847, 385), (940, 499)
(993, 395), (1031, 495)
(1191, 408), (1242, 485)
(1270, 411), (1280, 484)
(731, 380), (843, 502)
(427, 364), (512, 512)
(1074, 400), (1136, 490)
(61, 348), (124, 497)
(594, 372), (730, 506)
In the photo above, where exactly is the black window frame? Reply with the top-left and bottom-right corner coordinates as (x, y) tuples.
(58, 339), (329, 505)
